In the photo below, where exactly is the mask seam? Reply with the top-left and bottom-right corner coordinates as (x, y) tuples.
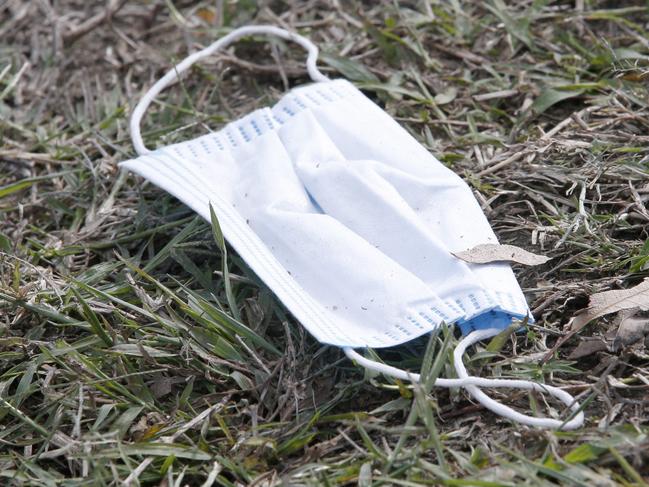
(168, 80), (362, 157)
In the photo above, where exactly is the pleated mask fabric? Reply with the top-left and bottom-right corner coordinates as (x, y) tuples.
(120, 25), (584, 430)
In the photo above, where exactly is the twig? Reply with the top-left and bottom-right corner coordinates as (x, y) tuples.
(62, 0), (128, 44)
(219, 53), (306, 78)
(477, 151), (527, 177)
(541, 106), (600, 140)
(473, 89), (519, 102)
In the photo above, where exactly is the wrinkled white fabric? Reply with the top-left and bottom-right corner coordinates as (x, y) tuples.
(123, 78), (530, 348)
(120, 25), (584, 429)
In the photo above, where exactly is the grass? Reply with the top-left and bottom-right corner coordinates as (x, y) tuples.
(1, 0), (649, 485)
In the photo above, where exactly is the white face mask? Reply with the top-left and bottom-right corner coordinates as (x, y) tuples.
(121, 25), (583, 430)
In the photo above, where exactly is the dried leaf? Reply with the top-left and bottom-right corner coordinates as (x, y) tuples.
(570, 279), (649, 332)
(544, 279), (649, 361)
(567, 338), (608, 360)
(434, 87), (457, 105)
(611, 308), (649, 352)
(195, 7), (216, 24)
(452, 243), (551, 265)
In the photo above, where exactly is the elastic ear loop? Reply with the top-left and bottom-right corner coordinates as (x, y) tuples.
(343, 328), (584, 430)
(130, 25), (329, 156)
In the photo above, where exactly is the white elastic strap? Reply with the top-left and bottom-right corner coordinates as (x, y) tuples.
(343, 328), (584, 430)
(130, 25), (329, 155)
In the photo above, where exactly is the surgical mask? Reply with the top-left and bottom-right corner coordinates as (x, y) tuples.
(121, 25), (583, 429)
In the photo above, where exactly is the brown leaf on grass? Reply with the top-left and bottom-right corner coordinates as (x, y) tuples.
(567, 338), (608, 360)
(568, 309), (649, 358)
(452, 243), (551, 266)
(611, 308), (649, 352)
(569, 279), (649, 332)
(544, 279), (649, 361)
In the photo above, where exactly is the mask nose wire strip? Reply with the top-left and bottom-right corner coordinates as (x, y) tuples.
(343, 328), (584, 430)
(130, 25), (329, 156)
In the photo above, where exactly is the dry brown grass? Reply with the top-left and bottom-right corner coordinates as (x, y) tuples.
(1, 1), (648, 485)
